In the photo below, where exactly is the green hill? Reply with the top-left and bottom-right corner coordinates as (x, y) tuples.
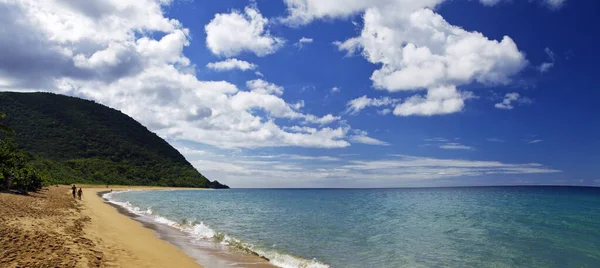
(0, 92), (228, 189)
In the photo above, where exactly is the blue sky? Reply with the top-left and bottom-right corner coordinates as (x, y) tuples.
(0, 0), (598, 187)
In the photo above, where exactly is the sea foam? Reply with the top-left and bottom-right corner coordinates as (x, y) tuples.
(103, 190), (329, 268)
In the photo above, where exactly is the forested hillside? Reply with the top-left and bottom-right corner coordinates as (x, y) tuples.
(0, 92), (227, 189)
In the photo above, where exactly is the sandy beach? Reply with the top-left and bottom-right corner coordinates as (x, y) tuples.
(82, 186), (204, 268)
(1, 185), (279, 268)
(0, 185), (202, 268)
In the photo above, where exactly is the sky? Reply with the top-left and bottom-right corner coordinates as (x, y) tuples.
(0, 0), (598, 188)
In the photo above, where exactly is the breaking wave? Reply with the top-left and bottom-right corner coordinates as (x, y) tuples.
(102, 190), (329, 268)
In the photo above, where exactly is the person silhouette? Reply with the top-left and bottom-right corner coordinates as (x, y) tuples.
(77, 188), (83, 200)
(71, 185), (77, 198)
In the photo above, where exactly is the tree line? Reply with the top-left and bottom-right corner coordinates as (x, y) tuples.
(0, 112), (44, 193)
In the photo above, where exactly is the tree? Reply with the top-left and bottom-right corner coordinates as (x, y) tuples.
(0, 112), (14, 134)
(12, 167), (43, 193)
(0, 139), (25, 191)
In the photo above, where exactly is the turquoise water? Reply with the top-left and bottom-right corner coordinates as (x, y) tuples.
(106, 187), (600, 268)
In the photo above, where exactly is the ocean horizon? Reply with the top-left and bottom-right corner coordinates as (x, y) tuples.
(105, 186), (600, 268)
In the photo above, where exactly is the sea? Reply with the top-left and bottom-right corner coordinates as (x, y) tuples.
(103, 187), (600, 268)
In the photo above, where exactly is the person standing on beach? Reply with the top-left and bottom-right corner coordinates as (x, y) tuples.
(71, 185), (77, 198)
(77, 188), (83, 200)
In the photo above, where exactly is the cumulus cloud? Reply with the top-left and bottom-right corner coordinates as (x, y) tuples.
(284, 0), (527, 116)
(205, 6), (284, 57)
(282, 0), (565, 26)
(337, 7), (526, 116)
(304, 114), (342, 125)
(281, 0), (444, 25)
(0, 0), (184, 89)
(393, 86), (473, 116)
(295, 37), (314, 48)
(495, 92), (532, 110)
(207, 58), (257, 71)
(246, 79), (284, 95)
(0, 0), (350, 150)
(331, 86), (340, 93)
(346, 95), (400, 115)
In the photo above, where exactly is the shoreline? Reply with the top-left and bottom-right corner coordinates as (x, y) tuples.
(80, 186), (204, 267)
(88, 186), (276, 268)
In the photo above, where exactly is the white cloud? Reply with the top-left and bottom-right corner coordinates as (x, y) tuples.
(486, 138), (505, 142)
(377, 108), (391, 115)
(337, 9), (527, 91)
(544, 0), (567, 9)
(255, 71), (264, 77)
(246, 79), (284, 95)
(0, 0), (351, 150)
(479, 0), (567, 8)
(539, 62), (554, 73)
(344, 154), (560, 180)
(349, 130), (389, 146)
(439, 143), (474, 150)
(394, 86), (472, 116)
(324, 3), (527, 116)
(304, 114), (342, 125)
(206, 58), (257, 71)
(282, 0), (564, 26)
(173, 145), (560, 188)
(253, 154), (341, 161)
(424, 137), (449, 142)
(538, 47), (555, 73)
(479, 0), (503, 6)
(495, 92), (532, 110)
(331, 86), (340, 93)
(205, 6), (284, 57)
(346, 95), (400, 115)
(281, 0), (444, 25)
(350, 135), (389, 146)
(295, 37), (314, 48)
(0, 0), (183, 89)
(528, 139), (543, 144)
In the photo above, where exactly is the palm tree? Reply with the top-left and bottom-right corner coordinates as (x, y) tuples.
(0, 112), (14, 133)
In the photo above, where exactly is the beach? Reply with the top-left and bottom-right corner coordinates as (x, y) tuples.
(0, 185), (202, 268)
(4, 186), (599, 267)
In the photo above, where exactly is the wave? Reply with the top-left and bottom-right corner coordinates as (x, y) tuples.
(102, 190), (330, 268)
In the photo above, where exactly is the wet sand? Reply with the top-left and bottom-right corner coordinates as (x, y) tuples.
(81, 186), (203, 267)
(95, 187), (277, 268)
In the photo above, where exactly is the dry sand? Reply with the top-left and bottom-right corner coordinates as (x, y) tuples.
(0, 185), (202, 268)
(0, 186), (105, 267)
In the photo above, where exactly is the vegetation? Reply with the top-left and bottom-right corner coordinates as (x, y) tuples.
(0, 137), (44, 193)
(0, 112), (14, 134)
(0, 92), (228, 190)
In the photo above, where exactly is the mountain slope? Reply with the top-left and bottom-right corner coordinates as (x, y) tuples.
(0, 92), (227, 188)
